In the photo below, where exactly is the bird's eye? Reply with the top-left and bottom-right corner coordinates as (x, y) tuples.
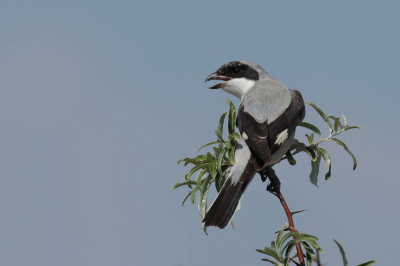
(232, 67), (241, 75)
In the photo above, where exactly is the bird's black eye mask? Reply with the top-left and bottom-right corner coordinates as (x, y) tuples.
(218, 62), (259, 81)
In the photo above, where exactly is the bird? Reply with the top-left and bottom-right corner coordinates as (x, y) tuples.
(203, 61), (305, 229)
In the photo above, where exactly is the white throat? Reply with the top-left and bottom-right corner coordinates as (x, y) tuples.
(222, 78), (255, 99)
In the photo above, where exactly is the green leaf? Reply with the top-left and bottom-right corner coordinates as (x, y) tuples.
(284, 243), (295, 266)
(289, 139), (299, 151)
(169, 180), (197, 192)
(271, 241), (276, 250)
(225, 99), (237, 135)
(344, 125), (361, 131)
(218, 112), (228, 136)
(177, 158), (188, 165)
(198, 174), (212, 235)
(190, 186), (198, 204)
(217, 148), (228, 175)
(302, 241), (316, 259)
(261, 258), (280, 266)
(306, 239), (324, 253)
(305, 146), (317, 162)
(327, 138), (357, 170)
(341, 114), (347, 127)
(228, 148), (235, 165)
(298, 122), (322, 137)
(334, 117), (341, 132)
(306, 101), (333, 135)
(181, 191), (192, 207)
(209, 159), (217, 178)
(277, 232), (298, 250)
(275, 229), (284, 249)
(310, 155), (321, 187)
(285, 150), (296, 165)
(318, 147), (332, 180)
(230, 132), (241, 139)
(224, 140), (231, 149)
(196, 168), (207, 189)
(333, 239), (348, 266)
(306, 133), (314, 144)
(186, 164), (207, 180)
(214, 129), (224, 142)
(357, 261), (376, 266)
(206, 152), (214, 161)
(256, 247), (282, 262)
(197, 140), (222, 152)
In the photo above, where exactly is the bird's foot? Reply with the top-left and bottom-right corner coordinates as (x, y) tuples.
(264, 166), (281, 194)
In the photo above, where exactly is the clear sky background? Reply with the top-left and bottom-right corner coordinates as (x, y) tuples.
(1, 1), (399, 265)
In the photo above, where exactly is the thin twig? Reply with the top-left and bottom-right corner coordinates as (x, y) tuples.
(291, 209), (308, 215)
(280, 132), (341, 162)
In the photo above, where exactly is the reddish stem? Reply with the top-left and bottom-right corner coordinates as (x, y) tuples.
(276, 192), (305, 266)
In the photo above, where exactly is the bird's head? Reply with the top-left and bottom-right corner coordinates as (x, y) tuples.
(205, 61), (261, 98)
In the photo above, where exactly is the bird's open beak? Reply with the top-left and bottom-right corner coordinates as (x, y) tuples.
(205, 73), (231, 89)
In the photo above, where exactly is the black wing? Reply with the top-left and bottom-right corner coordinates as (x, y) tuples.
(237, 90), (305, 169)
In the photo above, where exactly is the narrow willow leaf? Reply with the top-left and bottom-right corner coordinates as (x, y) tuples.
(225, 140), (231, 149)
(198, 175), (212, 234)
(190, 186), (198, 204)
(306, 133), (314, 144)
(169, 180), (197, 192)
(310, 155), (321, 187)
(275, 229), (284, 249)
(305, 252), (312, 266)
(305, 146), (317, 162)
(357, 261), (376, 266)
(214, 130), (224, 142)
(334, 117), (341, 132)
(225, 98), (237, 135)
(341, 114), (347, 127)
(284, 243), (295, 265)
(182, 191), (192, 207)
(196, 168), (207, 189)
(298, 122), (322, 137)
(306, 239), (324, 253)
(289, 138), (300, 151)
(186, 164), (207, 180)
(256, 247), (282, 262)
(209, 159), (217, 178)
(281, 236), (319, 256)
(230, 132), (241, 139)
(318, 147), (332, 180)
(213, 146), (221, 155)
(197, 140), (222, 152)
(344, 125), (361, 131)
(271, 241), (276, 250)
(218, 112), (228, 136)
(328, 138), (357, 170)
(228, 148), (235, 165)
(215, 172), (221, 192)
(177, 158), (187, 165)
(302, 241), (316, 259)
(217, 148), (228, 175)
(306, 101), (333, 135)
(261, 258), (279, 266)
(194, 154), (208, 160)
(333, 239), (348, 266)
(277, 232), (298, 249)
(285, 150), (296, 165)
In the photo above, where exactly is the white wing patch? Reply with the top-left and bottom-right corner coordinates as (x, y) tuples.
(275, 129), (288, 145)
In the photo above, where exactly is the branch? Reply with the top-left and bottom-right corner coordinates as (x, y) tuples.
(273, 192), (305, 266)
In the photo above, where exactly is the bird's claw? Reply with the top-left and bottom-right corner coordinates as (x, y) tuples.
(266, 179), (281, 194)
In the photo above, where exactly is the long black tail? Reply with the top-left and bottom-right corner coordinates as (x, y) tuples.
(202, 174), (254, 229)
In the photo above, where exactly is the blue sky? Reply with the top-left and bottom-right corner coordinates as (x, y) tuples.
(1, 1), (399, 265)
